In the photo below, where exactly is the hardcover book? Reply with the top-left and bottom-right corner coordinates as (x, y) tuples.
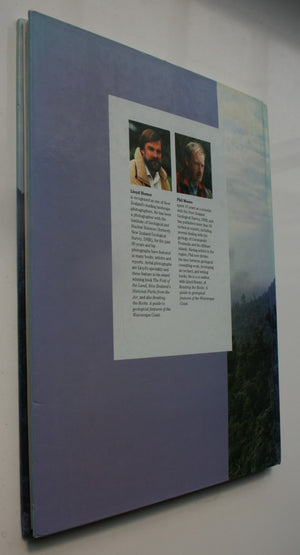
(17, 11), (280, 538)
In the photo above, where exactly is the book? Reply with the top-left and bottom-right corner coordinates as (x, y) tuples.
(17, 11), (280, 538)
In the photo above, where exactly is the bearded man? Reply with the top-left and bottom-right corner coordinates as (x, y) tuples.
(130, 128), (170, 191)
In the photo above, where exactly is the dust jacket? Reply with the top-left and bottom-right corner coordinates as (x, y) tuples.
(17, 12), (280, 538)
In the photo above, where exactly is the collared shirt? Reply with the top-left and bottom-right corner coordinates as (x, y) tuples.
(130, 147), (171, 191)
(145, 165), (162, 189)
(189, 182), (199, 195)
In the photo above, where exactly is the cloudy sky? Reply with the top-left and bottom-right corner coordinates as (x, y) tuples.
(218, 84), (276, 301)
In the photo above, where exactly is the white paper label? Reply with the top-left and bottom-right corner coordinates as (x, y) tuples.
(109, 95), (232, 360)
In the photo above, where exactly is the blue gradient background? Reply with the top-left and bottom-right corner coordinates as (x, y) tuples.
(28, 12), (228, 537)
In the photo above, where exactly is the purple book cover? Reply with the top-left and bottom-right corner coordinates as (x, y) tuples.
(17, 11), (280, 538)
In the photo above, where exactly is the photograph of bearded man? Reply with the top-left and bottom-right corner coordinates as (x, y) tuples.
(129, 124), (171, 191)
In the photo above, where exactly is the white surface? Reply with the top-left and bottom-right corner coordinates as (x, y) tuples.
(109, 96), (231, 360)
(1, 0), (299, 552)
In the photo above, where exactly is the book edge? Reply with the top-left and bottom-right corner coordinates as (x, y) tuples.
(17, 16), (32, 539)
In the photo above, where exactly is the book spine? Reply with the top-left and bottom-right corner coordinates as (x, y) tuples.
(16, 17), (32, 538)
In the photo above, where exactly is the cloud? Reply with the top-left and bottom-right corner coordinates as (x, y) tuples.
(218, 84), (275, 297)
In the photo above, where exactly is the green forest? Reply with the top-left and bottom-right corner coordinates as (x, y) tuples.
(228, 280), (281, 479)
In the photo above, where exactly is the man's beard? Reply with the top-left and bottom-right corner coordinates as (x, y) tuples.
(145, 158), (162, 174)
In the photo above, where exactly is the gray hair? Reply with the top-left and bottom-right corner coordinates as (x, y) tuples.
(185, 141), (205, 161)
